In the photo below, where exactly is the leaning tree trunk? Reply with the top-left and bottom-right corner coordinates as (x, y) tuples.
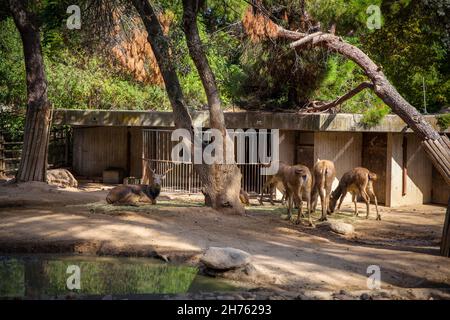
(132, 0), (244, 214)
(9, 0), (51, 182)
(441, 197), (450, 257)
(182, 0), (244, 214)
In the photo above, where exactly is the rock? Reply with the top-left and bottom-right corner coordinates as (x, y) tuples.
(360, 293), (371, 300)
(201, 247), (251, 270)
(324, 221), (354, 235)
(47, 169), (78, 188)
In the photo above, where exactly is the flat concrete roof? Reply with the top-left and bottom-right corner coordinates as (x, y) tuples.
(52, 109), (449, 133)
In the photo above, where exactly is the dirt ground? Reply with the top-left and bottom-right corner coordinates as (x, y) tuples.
(0, 181), (449, 299)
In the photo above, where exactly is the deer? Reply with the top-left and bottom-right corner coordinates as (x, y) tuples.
(106, 164), (172, 206)
(311, 159), (336, 221)
(259, 162), (287, 205)
(282, 164), (313, 226)
(328, 167), (380, 220)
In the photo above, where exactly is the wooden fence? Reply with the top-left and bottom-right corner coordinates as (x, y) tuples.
(0, 128), (71, 177)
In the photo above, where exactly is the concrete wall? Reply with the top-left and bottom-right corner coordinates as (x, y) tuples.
(314, 132), (362, 202)
(279, 130), (296, 165)
(386, 133), (432, 206)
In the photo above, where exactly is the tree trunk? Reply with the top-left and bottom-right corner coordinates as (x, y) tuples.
(9, 0), (51, 182)
(441, 197), (450, 257)
(132, 0), (244, 214)
(182, 0), (244, 215)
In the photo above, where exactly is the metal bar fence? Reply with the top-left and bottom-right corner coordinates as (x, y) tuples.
(142, 129), (270, 195)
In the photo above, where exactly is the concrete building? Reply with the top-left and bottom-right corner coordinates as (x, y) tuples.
(53, 109), (449, 206)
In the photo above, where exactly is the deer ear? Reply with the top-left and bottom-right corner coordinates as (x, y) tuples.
(161, 174), (167, 180)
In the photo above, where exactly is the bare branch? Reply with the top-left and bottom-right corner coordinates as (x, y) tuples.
(289, 31), (323, 49)
(303, 82), (373, 113)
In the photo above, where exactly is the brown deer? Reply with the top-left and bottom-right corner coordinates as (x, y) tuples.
(282, 164), (313, 226)
(311, 160), (336, 221)
(328, 167), (380, 220)
(106, 165), (172, 206)
(258, 174), (286, 205)
(259, 161), (288, 205)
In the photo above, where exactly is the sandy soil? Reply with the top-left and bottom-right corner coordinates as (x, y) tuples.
(0, 181), (449, 297)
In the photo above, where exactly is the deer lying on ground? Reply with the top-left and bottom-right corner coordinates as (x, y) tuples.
(311, 160), (336, 221)
(328, 167), (380, 220)
(106, 166), (172, 206)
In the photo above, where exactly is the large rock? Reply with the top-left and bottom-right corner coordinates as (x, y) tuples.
(201, 247), (251, 270)
(47, 169), (78, 188)
(325, 221), (355, 235)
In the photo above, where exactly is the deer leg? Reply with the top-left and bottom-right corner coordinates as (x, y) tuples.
(269, 185), (275, 205)
(295, 193), (303, 225)
(281, 192), (286, 206)
(367, 188), (380, 220)
(359, 189), (370, 219)
(306, 190), (314, 227)
(318, 187), (327, 221)
(336, 189), (347, 213)
(286, 190), (293, 220)
(259, 180), (270, 205)
(352, 193), (358, 216)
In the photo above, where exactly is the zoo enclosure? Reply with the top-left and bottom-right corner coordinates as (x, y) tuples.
(142, 129), (272, 195)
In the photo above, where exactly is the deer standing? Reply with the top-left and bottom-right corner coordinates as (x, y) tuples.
(311, 160), (336, 221)
(328, 167), (380, 220)
(259, 162), (287, 205)
(282, 164), (313, 226)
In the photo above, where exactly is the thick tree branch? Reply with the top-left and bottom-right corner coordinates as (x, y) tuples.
(304, 82), (373, 113)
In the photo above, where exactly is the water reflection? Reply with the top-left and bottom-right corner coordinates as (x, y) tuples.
(0, 255), (237, 299)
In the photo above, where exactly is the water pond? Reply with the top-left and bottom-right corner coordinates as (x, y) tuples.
(0, 254), (240, 299)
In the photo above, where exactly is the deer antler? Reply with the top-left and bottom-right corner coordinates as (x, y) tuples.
(163, 167), (173, 175)
(142, 158), (155, 174)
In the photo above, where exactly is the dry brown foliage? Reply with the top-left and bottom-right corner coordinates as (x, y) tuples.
(111, 11), (174, 84)
(242, 7), (278, 43)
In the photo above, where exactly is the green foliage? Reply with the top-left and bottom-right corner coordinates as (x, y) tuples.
(45, 51), (170, 110)
(436, 113), (450, 130)
(360, 104), (391, 127)
(307, 0), (383, 34)
(364, 0), (450, 113)
(0, 18), (26, 109)
(1, 0), (448, 127)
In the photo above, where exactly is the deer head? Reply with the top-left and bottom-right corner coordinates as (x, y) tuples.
(146, 163), (172, 186)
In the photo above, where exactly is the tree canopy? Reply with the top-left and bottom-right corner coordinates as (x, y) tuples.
(0, 0), (448, 120)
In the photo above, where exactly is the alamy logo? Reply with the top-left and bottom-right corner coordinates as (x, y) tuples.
(67, 5), (81, 30)
(366, 5), (382, 30)
(366, 265), (381, 290)
(66, 265), (81, 290)
(171, 127), (280, 175)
